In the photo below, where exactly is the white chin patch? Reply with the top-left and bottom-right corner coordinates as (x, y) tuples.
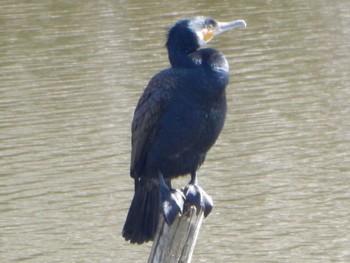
(196, 31), (207, 46)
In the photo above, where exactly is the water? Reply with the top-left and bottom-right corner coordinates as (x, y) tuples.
(1, 0), (350, 262)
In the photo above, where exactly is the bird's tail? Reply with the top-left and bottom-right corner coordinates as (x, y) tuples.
(122, 178), (161, 244)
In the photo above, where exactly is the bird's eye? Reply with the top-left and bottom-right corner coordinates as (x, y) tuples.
(207, 23), (214, 30)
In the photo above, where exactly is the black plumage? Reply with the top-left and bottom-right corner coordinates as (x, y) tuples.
(122, 16), (246, 244)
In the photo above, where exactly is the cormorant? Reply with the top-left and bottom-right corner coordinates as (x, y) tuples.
(122, 16), (246, 244)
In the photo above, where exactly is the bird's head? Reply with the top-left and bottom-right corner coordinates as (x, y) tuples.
(166, 16), (246, 54)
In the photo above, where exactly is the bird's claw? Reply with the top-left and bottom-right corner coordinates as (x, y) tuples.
(183, 184), (213, 217)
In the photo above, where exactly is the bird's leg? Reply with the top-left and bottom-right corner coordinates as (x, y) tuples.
(183, 172), (213, 217)
(159, 172), (185, 225)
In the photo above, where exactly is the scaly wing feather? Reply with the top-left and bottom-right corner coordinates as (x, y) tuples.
(130, 70), (177, 179)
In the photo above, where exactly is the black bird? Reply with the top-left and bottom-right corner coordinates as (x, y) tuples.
(122, 16), (246, 244)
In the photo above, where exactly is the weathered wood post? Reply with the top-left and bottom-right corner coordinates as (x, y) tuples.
(148, 206), (204, 263)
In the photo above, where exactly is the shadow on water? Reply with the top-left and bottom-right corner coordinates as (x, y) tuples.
(1, 0), (350, 262)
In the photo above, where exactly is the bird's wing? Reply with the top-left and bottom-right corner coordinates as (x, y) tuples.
(130, 71), (176, 179)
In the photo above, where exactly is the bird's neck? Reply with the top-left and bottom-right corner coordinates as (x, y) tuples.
(167, 49), (197, 68)
(168, 48), (230, 74)
(166, 35), (200, 68)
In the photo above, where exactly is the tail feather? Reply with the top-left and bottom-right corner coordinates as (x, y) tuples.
(122, 180), (161, 244)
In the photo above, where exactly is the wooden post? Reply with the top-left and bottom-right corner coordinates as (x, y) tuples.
(148, 206), (204, 263)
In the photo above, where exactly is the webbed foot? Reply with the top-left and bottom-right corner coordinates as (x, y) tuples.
(183, 183), (213, 217)
(160, 175), (185, 225)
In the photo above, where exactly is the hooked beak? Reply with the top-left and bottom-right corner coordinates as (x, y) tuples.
(214, 19), (247, 36)
(202, 19), (246, 43)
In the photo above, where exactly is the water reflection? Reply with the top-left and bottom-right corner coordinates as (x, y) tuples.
(1, 0), (349, 262)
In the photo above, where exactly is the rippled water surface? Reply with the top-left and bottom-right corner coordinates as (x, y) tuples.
(1, 1), (350, 262)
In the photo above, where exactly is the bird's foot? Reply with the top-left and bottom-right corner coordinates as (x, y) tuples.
(161, 187), (185, 225)
(183, 183), (213, 217)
